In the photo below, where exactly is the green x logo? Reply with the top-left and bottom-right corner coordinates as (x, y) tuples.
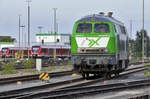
(86, 38), (100, 47)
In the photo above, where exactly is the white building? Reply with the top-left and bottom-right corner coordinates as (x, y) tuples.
(36, 33), (71, 45)
(0, 42), (14, 50)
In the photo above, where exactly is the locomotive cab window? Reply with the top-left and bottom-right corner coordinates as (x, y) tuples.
(76, 23), (92, 33)
(32, 47), (40, 53)
(120, 26), (126, 34)
(94, 23), (110, 33)
(2, 48), (8, 53)
(114, 24), (117, 33)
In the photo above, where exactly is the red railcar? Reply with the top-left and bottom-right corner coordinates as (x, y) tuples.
(31, 45), (71, 59)
(0, 47), (31, 58)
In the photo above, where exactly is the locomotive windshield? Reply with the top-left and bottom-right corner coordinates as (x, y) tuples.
(94, 23), (110, 33)
(2, 48), (8, 53)
(32, 46), (40, 53)
(76, 23), (92, 33)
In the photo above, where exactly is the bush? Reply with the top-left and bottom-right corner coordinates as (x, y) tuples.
(144, 63), (150, 78)
(2, 61), (17, 74)
(23, 59), (35, 70)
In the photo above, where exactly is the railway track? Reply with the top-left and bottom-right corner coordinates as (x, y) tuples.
(0, 64), (147, 99)
(25, 79), (150, 99)
(0, 78), (84, 99)
(0, 63), (144, 85)
(0, 71), (73, 85)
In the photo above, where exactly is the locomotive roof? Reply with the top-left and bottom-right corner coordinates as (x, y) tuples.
(77, 14), (124, 26)
(32, 45), (70, 49)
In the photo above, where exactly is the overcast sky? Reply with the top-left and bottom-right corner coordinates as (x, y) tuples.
(0, 0), (150, 42)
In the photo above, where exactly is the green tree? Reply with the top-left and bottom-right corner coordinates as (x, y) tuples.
(135, 31), (142, 57)
(129, 39), (136, 57)
(134, 29), (150, 57)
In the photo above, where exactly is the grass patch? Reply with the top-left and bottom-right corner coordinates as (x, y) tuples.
(144, 63), (150, 78)
(2, 61), (17, 75)
(22, 59), (35, 72)
(45, 66), (56, 72)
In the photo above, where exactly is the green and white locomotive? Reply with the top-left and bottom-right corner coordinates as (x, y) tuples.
(71, 12), (129, 79)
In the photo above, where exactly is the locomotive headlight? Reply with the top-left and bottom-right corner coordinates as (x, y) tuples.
(104, 48), (108, 52)
(99, 48), (108, 53)
(78, 48), (86, 53)
(78, 48), (83, 53)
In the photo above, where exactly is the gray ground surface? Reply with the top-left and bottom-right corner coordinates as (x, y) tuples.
(0, 74), (82, 92)
(0, 63), (148, 99)
(76, 70), (150, 99)
(0, 64), (73, 78)
(77, 88), (150, 99)
(0, 64), (74, 92)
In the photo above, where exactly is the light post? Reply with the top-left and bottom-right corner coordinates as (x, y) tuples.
(20, 25), (25, 47)
(129, 20), (132, 59)
(38, 26), (43, 33)
(18, 15), (21, 48)
(26, 0), (31, 58)
(53, 8), (57, 60)
(53, 8), (57, 42)
(25, 30), (27, 47)
(142, 0), (145, 62)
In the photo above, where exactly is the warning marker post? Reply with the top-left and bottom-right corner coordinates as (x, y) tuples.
(39, 72), (50, 82)
(36, 58), (42, 72)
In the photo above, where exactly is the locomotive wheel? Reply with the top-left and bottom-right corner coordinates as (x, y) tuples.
(86, 73), (89, 79)
(115, 72), (120, 77)
(125, 60), (129, 68)
(122, 60), (126, 69)
(117, 72), (120, 76)
(82, 72), (86, 79)
(104, 73), (111, 79)
(108, 73), (112, 79)
(81, 72), (89, 79)
(94, 73), (98, 77)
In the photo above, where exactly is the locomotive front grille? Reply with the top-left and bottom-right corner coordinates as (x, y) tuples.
(89, 59), (96, 65)
(86, 49), (100, 53)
